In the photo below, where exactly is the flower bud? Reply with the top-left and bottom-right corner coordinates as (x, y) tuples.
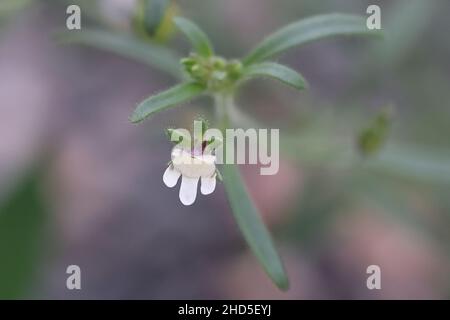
(211, 56), (226, 69)
(357, 106), (393, 156)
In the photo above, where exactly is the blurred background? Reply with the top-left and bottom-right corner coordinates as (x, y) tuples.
(1, 0), (450, 299)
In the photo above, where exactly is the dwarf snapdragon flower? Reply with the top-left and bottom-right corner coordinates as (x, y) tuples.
(163, 144), (217, 206)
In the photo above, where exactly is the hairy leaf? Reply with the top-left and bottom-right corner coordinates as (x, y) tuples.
(130, 82), (205, 123)
(244, 13), (382, 65)
(174, 17), (214, 57)
(242, 62), (308, 90)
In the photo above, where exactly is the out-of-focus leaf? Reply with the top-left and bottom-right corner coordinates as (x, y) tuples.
(373, 0), (436, 66)
(138, 0), (170, 35)
(244, 13), (382, 65)
(282, 177), (350, 247)
(58, 29), (181, 78)
(173, 17), (214, 57)
(0, 0), (31, 30)
(367, 145), (450, 185)
(241, 62), (308, 90)
(134, 0), (178, 42)
(0, 167), (47, 299)
(130, 82), (205, 123)
(0, 0), (30, 18)
(222, 164), (289, 290)
(280, 111), (352, 166)
(352, 175), (443, 249)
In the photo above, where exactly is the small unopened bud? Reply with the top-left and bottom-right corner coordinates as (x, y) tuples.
(180, 57), (196, 67)
(190, 64), (206, 78)
(211, 56), (226, 69)
(358, 106), (393, 156)
(227, 60), (243, 78)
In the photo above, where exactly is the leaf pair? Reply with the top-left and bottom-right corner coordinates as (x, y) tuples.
(129, 62), (307, 123)
(130, 14), (380, 123)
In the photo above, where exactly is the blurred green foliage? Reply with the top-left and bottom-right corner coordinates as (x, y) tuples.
(0, 0), (31, 31)
(134, 0), (178, 42)
(357, 106), (392, 156)
(0, 167), (48, 299)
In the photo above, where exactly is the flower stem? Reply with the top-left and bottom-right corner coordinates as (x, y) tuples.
(213, 92), (233, 129)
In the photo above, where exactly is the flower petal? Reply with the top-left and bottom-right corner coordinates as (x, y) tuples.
(163, 165), (181, 188)
(179, 176), (199, 206)
(200, 175), (216, 195)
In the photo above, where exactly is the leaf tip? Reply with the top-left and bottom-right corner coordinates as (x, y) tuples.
(277, 276), (290, 291)
(299, 79), (309, 90)
(129, 112), (143, 124)
(172, 16), (184, 27)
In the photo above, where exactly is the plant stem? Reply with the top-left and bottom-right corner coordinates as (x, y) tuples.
(213, 92), (233, 128)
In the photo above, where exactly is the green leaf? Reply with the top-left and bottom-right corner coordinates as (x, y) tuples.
(130, 82), (205, 123)
(222, 164), (289, 290)
(138, 0), (171, 36)
(244, 13), (382, 65)
(242, 62), (308, 90)
(0, 166), (47, 298)
(173, 16), (214, 57)
(57, 29), (181, 78)
(367, 144), (450, 186)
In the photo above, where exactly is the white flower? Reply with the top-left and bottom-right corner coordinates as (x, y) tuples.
(163, 146), (217, 206)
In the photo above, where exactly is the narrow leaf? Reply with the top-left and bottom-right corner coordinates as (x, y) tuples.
(242, 62), (308, 90)
(244, 13), (382, 65)
(222, 164), (289, 290)
(173, 16), (214, 57)
(57, 29), (182, 78)
(130, 82), (205, 123)
(367, 145), (450, 185)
